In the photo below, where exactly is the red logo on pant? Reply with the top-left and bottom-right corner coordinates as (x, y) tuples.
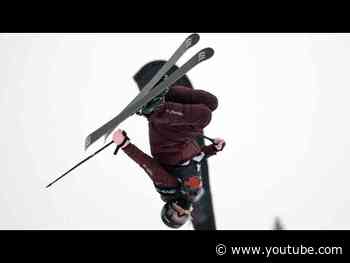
(184, 176), (202, 189)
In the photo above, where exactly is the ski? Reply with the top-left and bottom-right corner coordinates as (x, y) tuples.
(127, 34), (200, 108)
(85, 33), (200, 150)
(102, 33), (200, 139)
(85, 47), (215, 150)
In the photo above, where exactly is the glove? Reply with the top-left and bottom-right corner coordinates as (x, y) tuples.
(213, 138), (226, 151)
(112, 129), (130, 155)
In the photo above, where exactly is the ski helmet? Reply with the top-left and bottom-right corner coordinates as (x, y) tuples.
(161, 199), (192, 229)
(133, 60), (193, 91)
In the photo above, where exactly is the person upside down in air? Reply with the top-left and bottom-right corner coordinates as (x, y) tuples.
(112, 61), (225, 229)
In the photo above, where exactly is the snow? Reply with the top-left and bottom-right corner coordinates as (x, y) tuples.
(1, 33), (350, 229)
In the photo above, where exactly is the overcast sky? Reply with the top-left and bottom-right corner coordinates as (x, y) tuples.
(1, 33), (350, 230)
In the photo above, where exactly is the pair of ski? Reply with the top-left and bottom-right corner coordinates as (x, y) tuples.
(47, 33), (214, 188)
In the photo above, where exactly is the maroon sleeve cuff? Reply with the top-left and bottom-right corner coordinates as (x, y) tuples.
(201, 144), (218, 158)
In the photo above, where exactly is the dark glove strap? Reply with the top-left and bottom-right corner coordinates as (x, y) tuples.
(113, 131), (130, 155)
(198, 134), (226, 151)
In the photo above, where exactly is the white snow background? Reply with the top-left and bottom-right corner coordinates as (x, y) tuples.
(1, 33), (350, 229)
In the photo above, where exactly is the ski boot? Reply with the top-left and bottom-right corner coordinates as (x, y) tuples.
(136, 87), (169, 117)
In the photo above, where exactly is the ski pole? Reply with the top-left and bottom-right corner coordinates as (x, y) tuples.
(199, 135), (216, 144)
(46, 141), (114, 188)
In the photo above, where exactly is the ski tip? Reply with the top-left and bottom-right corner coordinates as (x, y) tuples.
(46, 184), (51, 188)
(186, 33), (200, 49)
(204, 47), (215, 58)
(197, 48), (215, 63)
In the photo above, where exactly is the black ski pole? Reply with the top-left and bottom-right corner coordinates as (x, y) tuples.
(46, 141), (114, 188)
(199, 134), (216, 144)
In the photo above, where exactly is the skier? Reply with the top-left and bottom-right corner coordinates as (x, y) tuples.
(112, 61), (225, 229)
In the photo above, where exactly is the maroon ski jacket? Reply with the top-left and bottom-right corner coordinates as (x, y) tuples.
(147, 85), (218, 166)
(121, 85), (219, 190)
